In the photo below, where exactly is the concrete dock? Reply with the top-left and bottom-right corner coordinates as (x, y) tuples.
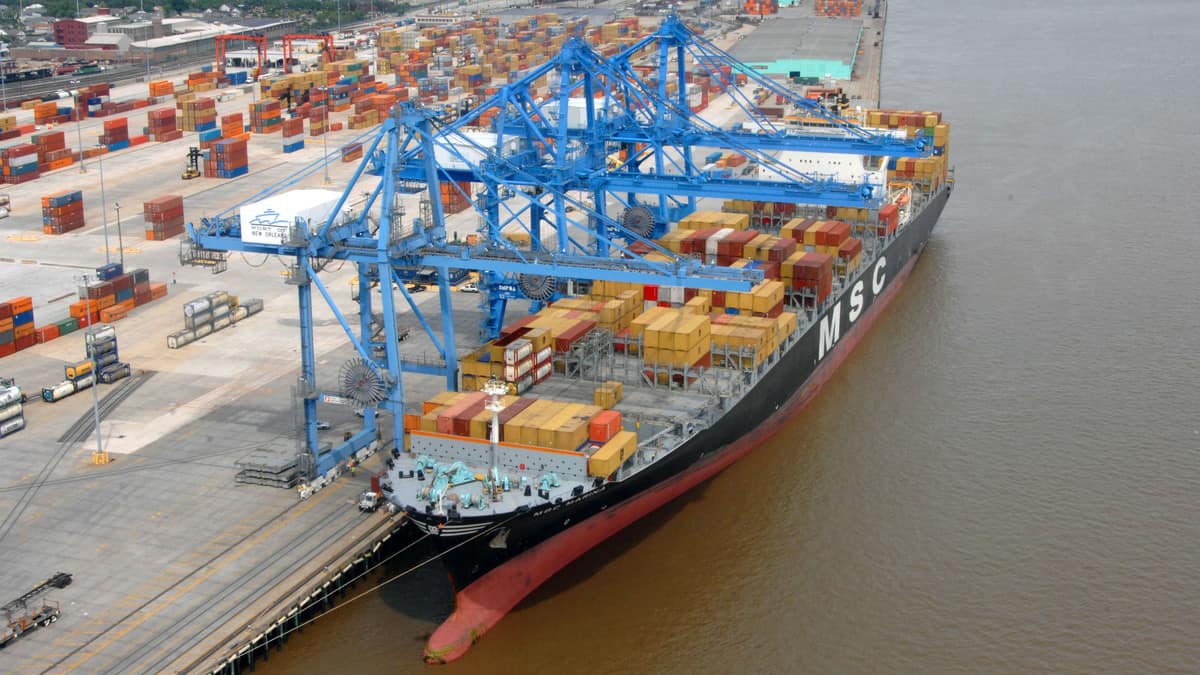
(0, 73), (486, 672)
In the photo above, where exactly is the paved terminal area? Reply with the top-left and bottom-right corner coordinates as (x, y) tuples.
(0, 66), (489, 672)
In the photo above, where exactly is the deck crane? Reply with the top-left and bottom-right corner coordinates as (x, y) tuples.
(186, 15), (926, 478)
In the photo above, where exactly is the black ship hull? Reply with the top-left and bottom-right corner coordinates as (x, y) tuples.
(418, 187), (951, 662)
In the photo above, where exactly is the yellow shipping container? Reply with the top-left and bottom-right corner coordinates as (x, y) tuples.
(588, 430), (638, 477)
(684, 295), (711, 315)
(539, 405), (581, 448)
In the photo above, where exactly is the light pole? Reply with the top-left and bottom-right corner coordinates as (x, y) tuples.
(75, 111), (87, 174)
(322, 122), (330, 184)
(97, 146), (110, 264)
(113, 201), (124, 266)
(76, 273), (105, 458)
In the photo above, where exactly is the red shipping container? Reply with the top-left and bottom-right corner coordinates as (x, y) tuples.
(435, 392), (487, 434)
(36, 324), (59, 343)
(0, 343), (14, 358)
(14, 334), (35, 351)
(554, 319), (597, 352)
(837, 237), (862, 259)
(589, 410), (623, 443)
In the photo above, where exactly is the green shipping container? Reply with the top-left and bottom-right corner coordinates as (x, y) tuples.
(56, 317), (79, 334)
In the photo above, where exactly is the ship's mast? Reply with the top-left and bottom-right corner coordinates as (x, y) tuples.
(482, 378), (508, 502)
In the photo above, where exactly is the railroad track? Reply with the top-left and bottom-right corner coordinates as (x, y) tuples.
(0, 371), (154, 548)
(82, 501), (369, 674)
(57, 370), (155, 443)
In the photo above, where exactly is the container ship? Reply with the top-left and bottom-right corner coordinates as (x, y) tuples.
(382, 114), (953, 661)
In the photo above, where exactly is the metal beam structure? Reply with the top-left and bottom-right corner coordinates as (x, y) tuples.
(186, 15), (923, 478)
(281, 34), (335, 74)
(214, 34), (267, 77)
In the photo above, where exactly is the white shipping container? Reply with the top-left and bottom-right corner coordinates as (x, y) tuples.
(706, 228), (734, 255)
(0, 385), (21, 408)
(0, 416), (24, 437)
(0, 402), (22, 423)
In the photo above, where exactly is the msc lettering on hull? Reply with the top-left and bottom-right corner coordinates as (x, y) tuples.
(819, 256), (887, 361)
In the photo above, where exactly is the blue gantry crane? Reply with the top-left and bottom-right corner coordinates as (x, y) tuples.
(186, 15), (928, 477)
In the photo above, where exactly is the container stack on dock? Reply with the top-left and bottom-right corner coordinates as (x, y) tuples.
(41, 189), (85, 234)
(440, 181), (473, 214)
(42, 356), (95, 403)
(69, 269), (167, 326)
(147, 108), (182, 142)
(167, 292), (263, 349)
(249, 99), (283, 134)
(341, 142), (363, 163)
(0, 114), (18, 139)
(281, 117), (304, 153)
(31, 130), (73, 172)
(0, 381), (24, 437)
(814, 0), (862, 17)
(2, 143), (40, 184)
(99, 117), (130, 151)
(0, 296), (35, 358)
(148, 79), (174, 99)
(143, 194), (186, 240)
(179, 97), (218, 132)
(203, 137), (249, 178)
(221, 112), (244, 139)
(87, 325), (130, 384)
(35, 315), (80, 345)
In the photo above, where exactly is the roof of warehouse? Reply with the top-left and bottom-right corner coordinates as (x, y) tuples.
(728, 13), (862, 65)
(77, 15), (121, 25)
(86, 33), (129, 44)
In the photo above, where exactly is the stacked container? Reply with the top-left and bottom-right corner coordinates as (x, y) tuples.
(0, 300), (15, 357)
(41, 189), (85, 234)
(204, 138), (249, 178)
(0, 382), (24, 437)
(180, 97), (218, 132)
(167, 293), (263, 348)
(1, 143), (39, 184)
(249, 99), (282, 134)
(220, 112), (244, 139)
(0, 296), (36, 355)
(814, 0), (862, 17)
(144, 194), (185, 240)
(147, 108), (182, 142)
(32, 130), (73, 171)
(148, 80), (174, 98)
(341, 142), (364, 163)
(780, 252), (834, 306)
(440, 181), (473, 214)
(639, 308), (711, 372)
(99, 117), (130, 151)
(281, 117), (304, 153)
(308, 107), (328, 136)
(88, 325), (130, 384)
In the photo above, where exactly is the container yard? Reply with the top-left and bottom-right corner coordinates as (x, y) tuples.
(0, 0), (917, 670)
